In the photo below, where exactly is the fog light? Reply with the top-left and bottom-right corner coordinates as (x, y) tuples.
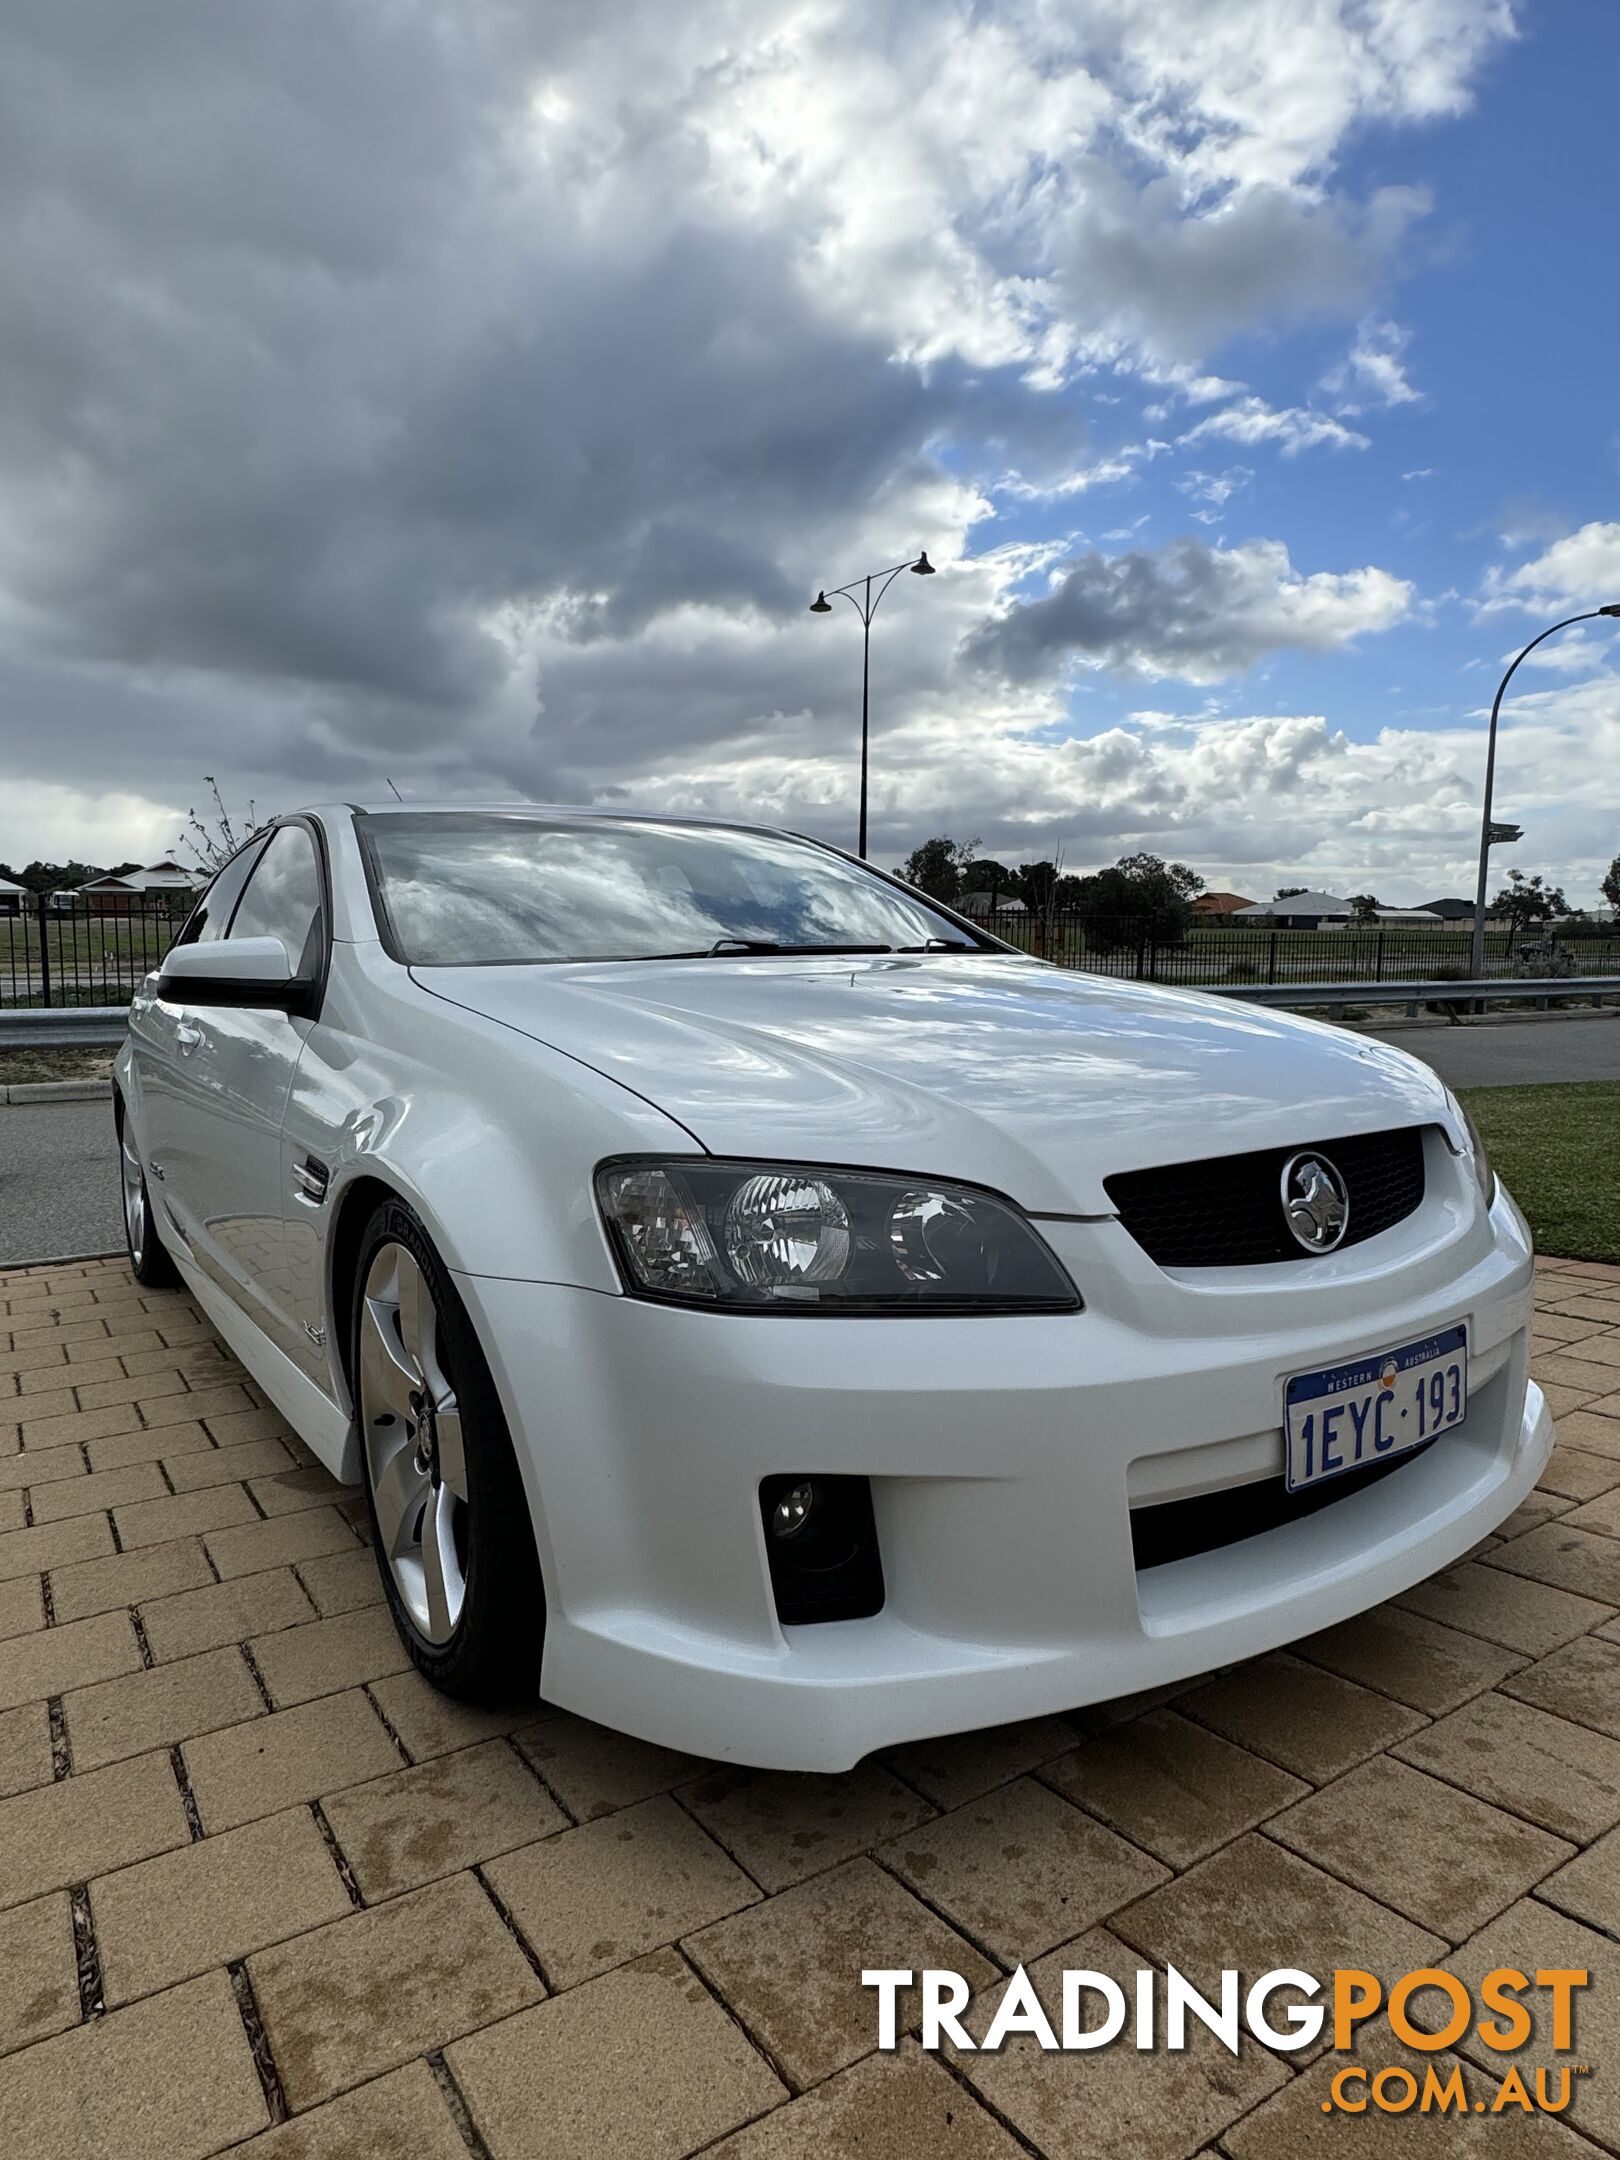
(758, 1473), (885, 1625)
(769, 1480), (815, 1539)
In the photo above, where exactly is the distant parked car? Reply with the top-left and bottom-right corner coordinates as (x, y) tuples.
(114, 804), (1551, 1770)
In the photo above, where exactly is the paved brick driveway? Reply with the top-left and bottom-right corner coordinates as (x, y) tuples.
(2, 1253), (1619, 2159)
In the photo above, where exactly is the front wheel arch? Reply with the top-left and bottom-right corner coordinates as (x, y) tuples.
(325, 1166), (560, 1637)
(327, 1172), (405, 1414)
(112, 1084), (179, 1286)
(350, 1195), (545, 1700)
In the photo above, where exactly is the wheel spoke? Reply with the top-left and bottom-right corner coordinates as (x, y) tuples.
(372, 1433), (430, 1560)
(122, 1147), (145, 1257)
(395, 1249), (429, 1367)
(434, 1398), (468, 1503)
(357, 1237), (471, 1647)
(421, 1483), (465, 1640)
(360, 1296), (420, 1424)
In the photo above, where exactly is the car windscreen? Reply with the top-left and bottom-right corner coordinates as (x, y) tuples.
(359, 813), (986, 965)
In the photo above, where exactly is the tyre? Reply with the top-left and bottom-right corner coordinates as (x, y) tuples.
(351, 1198), (544, 1700)
(118, 1107), (180, 1287)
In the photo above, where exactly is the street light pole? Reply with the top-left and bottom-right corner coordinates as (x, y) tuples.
(1468, 603), (1620, 982)
(810, 551), (935, 859)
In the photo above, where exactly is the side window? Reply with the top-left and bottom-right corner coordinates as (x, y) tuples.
(227, 824), (325, 977)
(177, 839), (266, 946)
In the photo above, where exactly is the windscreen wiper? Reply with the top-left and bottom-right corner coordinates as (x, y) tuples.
(896, 938), (975, 952)
(704, 938), (894, 956)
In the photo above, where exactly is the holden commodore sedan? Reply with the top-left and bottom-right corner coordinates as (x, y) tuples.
(115, 805), (1551, 1770)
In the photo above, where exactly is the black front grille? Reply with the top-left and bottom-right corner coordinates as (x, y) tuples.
(1131, 1439), (1436, 1571)
(1106, 1125), (1427, 1268)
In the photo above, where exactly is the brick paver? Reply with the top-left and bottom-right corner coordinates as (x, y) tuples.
(0, 1252), (1617, 2153)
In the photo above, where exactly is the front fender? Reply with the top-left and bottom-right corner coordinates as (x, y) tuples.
(284, 942), (699, 1303)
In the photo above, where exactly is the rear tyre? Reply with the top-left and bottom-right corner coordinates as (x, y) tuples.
(351, 1198), (544, 1701)
(118, 1111), (180, 1287)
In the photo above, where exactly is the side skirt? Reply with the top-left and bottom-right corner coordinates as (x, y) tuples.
(172, 1250), (360, 1484)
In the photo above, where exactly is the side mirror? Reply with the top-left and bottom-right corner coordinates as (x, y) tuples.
(157, 936), (308, 1012)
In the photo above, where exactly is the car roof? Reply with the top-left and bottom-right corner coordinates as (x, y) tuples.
(296, 801), (811, 846)
(334, 800), (767, 828)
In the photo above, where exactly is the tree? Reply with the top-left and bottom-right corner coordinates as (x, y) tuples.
(1347, 894), (1380, 923)
(1116, 853), (1203, 902)
(1017, 860), (1060, 913)
(177, 776), (263, 874)
(1602, 854), (1620, 914)
(1275, 885), (1308, 900)
(960, 857), (1016, 904)
(898, 835), (977, 904)
(1491, 869), (1569, 931)
(0, 859), (108, 896)
(1067, 853), (1202, 953)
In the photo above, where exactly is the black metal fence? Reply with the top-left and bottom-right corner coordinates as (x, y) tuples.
(4, 888), (1617, 1005)
(0, 894), (188, 1007)
(974, 912), (1620, 988)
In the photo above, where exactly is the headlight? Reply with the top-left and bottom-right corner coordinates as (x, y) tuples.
(1448, 1094), (1495, 1208)
(596, 1158), (1081, 1313)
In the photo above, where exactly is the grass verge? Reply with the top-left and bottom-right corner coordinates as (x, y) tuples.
(0, 1047), (115, 1086)
(1459, 1081), (1620, 1265)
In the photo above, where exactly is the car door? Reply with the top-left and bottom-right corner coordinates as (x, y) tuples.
(128, 834), (267, 1217)
(142, 820), (328, 1357)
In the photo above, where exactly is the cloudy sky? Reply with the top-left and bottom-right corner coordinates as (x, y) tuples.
(1, 0), (1616, 903)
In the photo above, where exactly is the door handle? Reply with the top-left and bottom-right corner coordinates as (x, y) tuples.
(175, 1021), (203, 1055)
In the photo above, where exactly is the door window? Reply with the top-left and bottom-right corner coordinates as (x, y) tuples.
(227, 823), (325, 977)
(178, 839), (266, 945)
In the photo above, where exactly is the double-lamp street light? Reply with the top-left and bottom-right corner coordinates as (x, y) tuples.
(810, 551), (935, 859)
(1469, 602), (1620, 981)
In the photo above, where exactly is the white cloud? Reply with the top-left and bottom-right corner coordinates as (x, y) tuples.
(1174, 466), (1253, 523)
(990, 444), (1163, 501)
(966, 536), (1413, 684)
(0, 780), (185, 872)
(1323, 318), (1422, 411)
(1178, 398), (1369, 456)
(0, 0), (1545, 892)
(1052, 175), (1432, 369)
(1484, 522), (1620, 617)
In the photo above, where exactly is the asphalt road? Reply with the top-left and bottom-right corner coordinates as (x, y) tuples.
(1360, 1013), (1620, 1089)
(3, 1014), (1618, 1267)
(1, 1100), (122, 1268)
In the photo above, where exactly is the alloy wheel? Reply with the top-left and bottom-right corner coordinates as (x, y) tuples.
(120, 1128), (146, 1269)
(358, 1242), (470, 1643)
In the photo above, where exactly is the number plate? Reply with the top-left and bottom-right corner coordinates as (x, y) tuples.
(1284, 1325), (1468, 1494)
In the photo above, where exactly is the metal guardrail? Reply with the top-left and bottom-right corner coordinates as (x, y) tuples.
(0, 1006), (130, 1051)
(1207, 976), (1620, 1016)
(1, 976), (1616, 1054)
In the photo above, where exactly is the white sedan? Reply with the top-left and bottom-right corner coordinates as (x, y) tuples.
(115, 805), (1551, 1770)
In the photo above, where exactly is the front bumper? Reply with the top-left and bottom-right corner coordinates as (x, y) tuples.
(461, 1160), (1548, 1772)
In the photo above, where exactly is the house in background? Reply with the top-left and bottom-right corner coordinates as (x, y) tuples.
(958, 888), (1027, 919)
(1417, 896), (1475, 923)
(1191, 890), (1254, 919)
(0, 872), (27, 918)
(1415, 896), (1508, 931)
(79, 860), (203, 914)
(1232, 891), (1353, 930)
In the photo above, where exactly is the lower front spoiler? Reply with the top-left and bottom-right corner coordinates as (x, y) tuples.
(536, 1381), (1553, 1773)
